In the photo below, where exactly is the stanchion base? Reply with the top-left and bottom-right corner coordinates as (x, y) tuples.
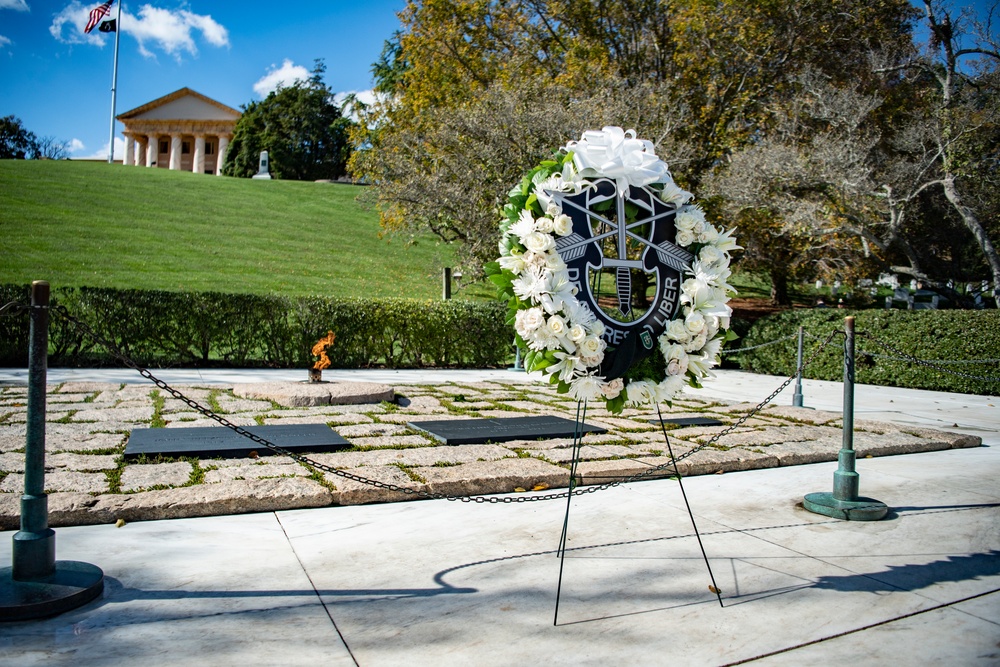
(804, 492), (888, 521)
(0, 561), (104, 622)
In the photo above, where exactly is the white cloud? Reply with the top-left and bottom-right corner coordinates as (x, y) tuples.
(334, 89), (378, 120)
(0, 35), (11, 49)
(0, 0), (29, 11)
(253, 59), (309, 97)
(49, 2), (229, 58)
(75, 137), (125, 161)
(67, 138), (85, 153)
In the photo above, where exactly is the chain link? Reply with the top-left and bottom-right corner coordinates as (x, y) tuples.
(856, 332), (1000, 383)
(0, 301), (30, 318)
(720, 333), (799, 355)
(48, 304), (841, 504)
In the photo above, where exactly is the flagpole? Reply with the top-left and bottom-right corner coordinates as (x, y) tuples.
(107, 0), (122, 164)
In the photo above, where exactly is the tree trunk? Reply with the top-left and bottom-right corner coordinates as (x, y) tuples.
(941, 176), (1000, 308)
(770, 269), (791, 306)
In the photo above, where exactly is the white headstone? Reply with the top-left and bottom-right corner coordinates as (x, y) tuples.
(252, 150), (272, 180)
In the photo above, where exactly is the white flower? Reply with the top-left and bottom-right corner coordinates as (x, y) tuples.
(553, 214), (573, 237)
(714, 227), (742, 254)
(626, 380), (658, 406)
(580, 335), (604, 356)
(602, 377), (624, 399)
(664, 319), (690, 344)
(684, 310), (706, 335)
(510, 209), (536, 242)
(543, 250), (567, 272)
(512, 266), (549, 302)
(563, 299), (597, 329)
(588, 320), (605, 338)
(687, 351), (717, 378)
(684, 331), (708, 353)
(660, 182), (693, 207)
(705, 315), (720, 339)
(546, 202), (561, 217)
(539, 269), (576, 314)
(549, 351), (584, 383)
(547, 314), (568, 337)
(664, 342), (687, 362)
(699, 244), (723, 266)
(523, 231), (555, 253)
(498, 254), (525, 274)
(569, 374), (605, 401)
(676, 229), (696, 246)
(656, 375), (687, 401)
(581, 352), (604, 367)
(675, 205), (706, 231)
(535, 216), (555, 233)
(515, 307), (545, 333)
(698, 225), (720, 244)
(702, 336), (723, 363)
(568, 324), (587, 343)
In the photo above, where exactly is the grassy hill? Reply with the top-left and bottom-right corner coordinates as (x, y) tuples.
(0, 160), (464, 299)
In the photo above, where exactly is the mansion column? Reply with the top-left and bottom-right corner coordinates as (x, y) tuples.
(216, 135), (230, 176)
(193, 134), (205, 174)
(145, 135), (156, 167)
(123, 134), (134, 166)
(169, 134), (182, 170)
(135, 136), (147, 167)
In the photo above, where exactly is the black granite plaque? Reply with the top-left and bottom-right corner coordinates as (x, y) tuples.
(407, 415), (606, 445)
(650, 417), (724, 427)
(125, 424), (350, 460)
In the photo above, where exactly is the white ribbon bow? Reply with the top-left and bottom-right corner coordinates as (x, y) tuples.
(564, 126), (673, 195)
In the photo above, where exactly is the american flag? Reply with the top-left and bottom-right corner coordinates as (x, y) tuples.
(84, 0), (114, 34)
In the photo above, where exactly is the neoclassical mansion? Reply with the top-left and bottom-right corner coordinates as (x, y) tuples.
(117, 88), (240, 175)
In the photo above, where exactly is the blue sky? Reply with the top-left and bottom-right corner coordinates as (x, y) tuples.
(0, 0), (407, 158)
(0, 1), (995, 160)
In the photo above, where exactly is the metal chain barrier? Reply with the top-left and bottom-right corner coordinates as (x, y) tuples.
(719, 333), (799, 355)
(0, 300), (31, 318)
(43, 304), (840, 504)
(856, 331), (1000, 383)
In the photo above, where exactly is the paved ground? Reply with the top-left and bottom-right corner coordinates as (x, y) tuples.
(0, 369), (986, 528)
(0, 368), (997, 665)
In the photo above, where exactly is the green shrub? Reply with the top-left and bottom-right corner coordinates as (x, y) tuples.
(0, 285), (510, 369)
(735, 309), (1000, 395)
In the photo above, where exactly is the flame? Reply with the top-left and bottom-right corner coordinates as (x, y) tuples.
(311, 331), (335, 370)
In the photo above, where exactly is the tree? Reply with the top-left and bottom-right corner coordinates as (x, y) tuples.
(0, 115), (39, 159)
(355, 0), (920, 277)
(34, 136), (70, 160)
(224, 60), (352, 181)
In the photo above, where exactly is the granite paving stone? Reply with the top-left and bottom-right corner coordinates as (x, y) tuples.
(0, 377), (986, 528)
(120, 462), (193, 492)
(0, 471), (108, 494)
(204, 462), (308, 484)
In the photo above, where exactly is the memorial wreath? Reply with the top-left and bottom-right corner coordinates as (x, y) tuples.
(485, 127), (740, 413)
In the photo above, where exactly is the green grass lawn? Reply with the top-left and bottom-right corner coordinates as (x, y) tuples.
(0, 160), (461, 299)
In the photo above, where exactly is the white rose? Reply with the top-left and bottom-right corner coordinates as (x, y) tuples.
(547, 314), (567, 336)
(664, 319), (690, 344)
(589, 320), (605, 338)
(699, 245), (723, 266)
(568, 324), (587, 342)
(581, 352), (604, 366)
(684, 332), (708, 353)
(553, 214), (573, 237)
(523, 231), (554, 253)
(516, 307), (545, 332)
(685, 311), (706, 335)
(602, 378), (624, 399)
(580, 335), (604, 355)
(665, 343), (687, 362)
(692, 218), (707, 235)
(535, 216), (555, 233)
(699, 225), (720, 244)
(676, 229), (695, 246)
(675, 205), (706, 231)
(666, 359), (683, 376)
(544, 251), (567, 272)
(546, 203), (561, 217)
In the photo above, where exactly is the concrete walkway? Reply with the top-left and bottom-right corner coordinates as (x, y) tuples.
(0, 368), (998, 664)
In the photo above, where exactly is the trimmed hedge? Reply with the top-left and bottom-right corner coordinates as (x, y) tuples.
(733, 308), (1000, 396)
(0, 285), (511, 369)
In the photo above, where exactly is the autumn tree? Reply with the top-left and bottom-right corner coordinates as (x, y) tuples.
(355, 0), (920, 278)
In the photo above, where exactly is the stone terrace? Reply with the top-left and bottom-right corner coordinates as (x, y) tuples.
(0, 380), (980, 528)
